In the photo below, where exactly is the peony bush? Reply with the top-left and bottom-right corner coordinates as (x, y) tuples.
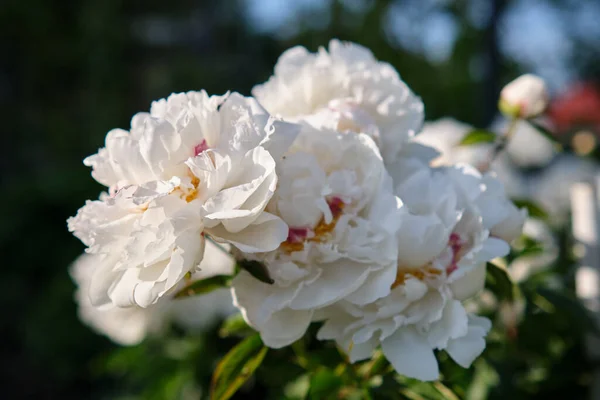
(68, 40), (575, 399)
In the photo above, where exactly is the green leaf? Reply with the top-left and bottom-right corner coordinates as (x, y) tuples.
(308, 368), (343, 400)
(486, 262), (515, 301)
(174, 275), (230, 299)
(239, 259), (274, 284)
(512, 199), (549, 220)
(219, 314), (255, 338)
(459, 130), (497, 146)
(537, 288), (600, 334)
(465, 359), (499, 400)
(396, 376), (455, 400)
(284, 373), (310, 399)
(210, 334), (268, 400)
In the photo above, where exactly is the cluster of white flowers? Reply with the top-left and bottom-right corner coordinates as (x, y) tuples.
(69, 40), (526, 380)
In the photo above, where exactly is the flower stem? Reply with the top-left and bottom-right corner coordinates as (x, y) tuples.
(479, 117), (520, 172)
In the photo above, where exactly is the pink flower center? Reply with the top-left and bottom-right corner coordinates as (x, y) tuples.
(281, 196), (346, 253)
(446, 233), (464, 275)
(287, 227), (310, 244)
(194, 139), (209, 156)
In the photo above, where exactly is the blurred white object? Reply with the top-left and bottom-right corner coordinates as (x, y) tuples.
(499, 74), (549, 119)
(491, 117), (556, 168)
(413, 118), (527, 198)
(508, 218), (558, 282)
(570, 181), (600, 400)
(533, 155), (599, 222)
(70, 240), (237, 345)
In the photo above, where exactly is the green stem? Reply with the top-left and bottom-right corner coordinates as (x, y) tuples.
(479, 117), (520, 172)
(205, 234), (235, 258)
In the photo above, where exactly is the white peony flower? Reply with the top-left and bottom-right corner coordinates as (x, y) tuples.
(69, 91), (299, 308)
(412, 118), (528, 198)
(70, 240), (236, 345)
(231, 126), (402, 348)
(71, 253), (168, 345)
(252, 39), (424, 164)
(315, 163), (522, 381)
(499, 74), (549, 119)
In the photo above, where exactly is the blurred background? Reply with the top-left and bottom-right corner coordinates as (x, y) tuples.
(2, 0), (600, 398)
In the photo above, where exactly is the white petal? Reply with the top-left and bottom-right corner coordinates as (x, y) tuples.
(381, 328), (440, 381)
(206, 212), (288, 253)
(343, 263), (396, 306)
(288, 261), (372, 310)
(259, 308), (313, 348)
(446, 315), (491, 368)
(450, 264), (487, 301)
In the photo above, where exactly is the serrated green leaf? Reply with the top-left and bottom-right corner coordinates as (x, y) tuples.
(459, 130), (497, 146)
(239, 259), (274, 284)
(210, 334), (268, 400)
(174, 274), (230, 299)
(512, 199), (549, 220)
(486, 262), (515, 301)
(308, 368), (343, 400)
(219, 314), (255, 338)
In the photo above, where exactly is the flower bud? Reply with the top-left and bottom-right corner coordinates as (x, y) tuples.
(499, 74), (549, 119)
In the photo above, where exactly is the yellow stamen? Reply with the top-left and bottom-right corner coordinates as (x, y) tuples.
(281, 203), (345, 253)
(391, 265), (442, 289)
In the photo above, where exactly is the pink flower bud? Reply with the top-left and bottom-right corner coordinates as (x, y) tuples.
(500, 74), (549, 119)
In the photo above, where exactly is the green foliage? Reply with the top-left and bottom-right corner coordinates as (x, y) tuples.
(308, 368), (343, 399)
(512, 199), (550, 220)
(210, 334), (268, 400)
(486, 262), (516, 302)
(174, 275), (231, 299)
(459, 130), (498, 145)
(218, 314), (255, 339)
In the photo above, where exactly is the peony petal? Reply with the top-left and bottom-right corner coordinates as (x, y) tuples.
(446, 315), (491, 368)
(381, 328), (440, 381)
(288, 261), (372, 310)
(207, 212), (288, 253)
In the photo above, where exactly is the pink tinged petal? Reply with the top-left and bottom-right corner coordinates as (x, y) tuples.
(288, 261), (373, 310)
(194, 139), (209, 156)
(344, 262), (396, 306)
(381, 328), (440, 381)
(446, 316), (491, 368)
(206, 212), (288, 253)
(287, 227), (310, 243)
(450, 264), (487, 301)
